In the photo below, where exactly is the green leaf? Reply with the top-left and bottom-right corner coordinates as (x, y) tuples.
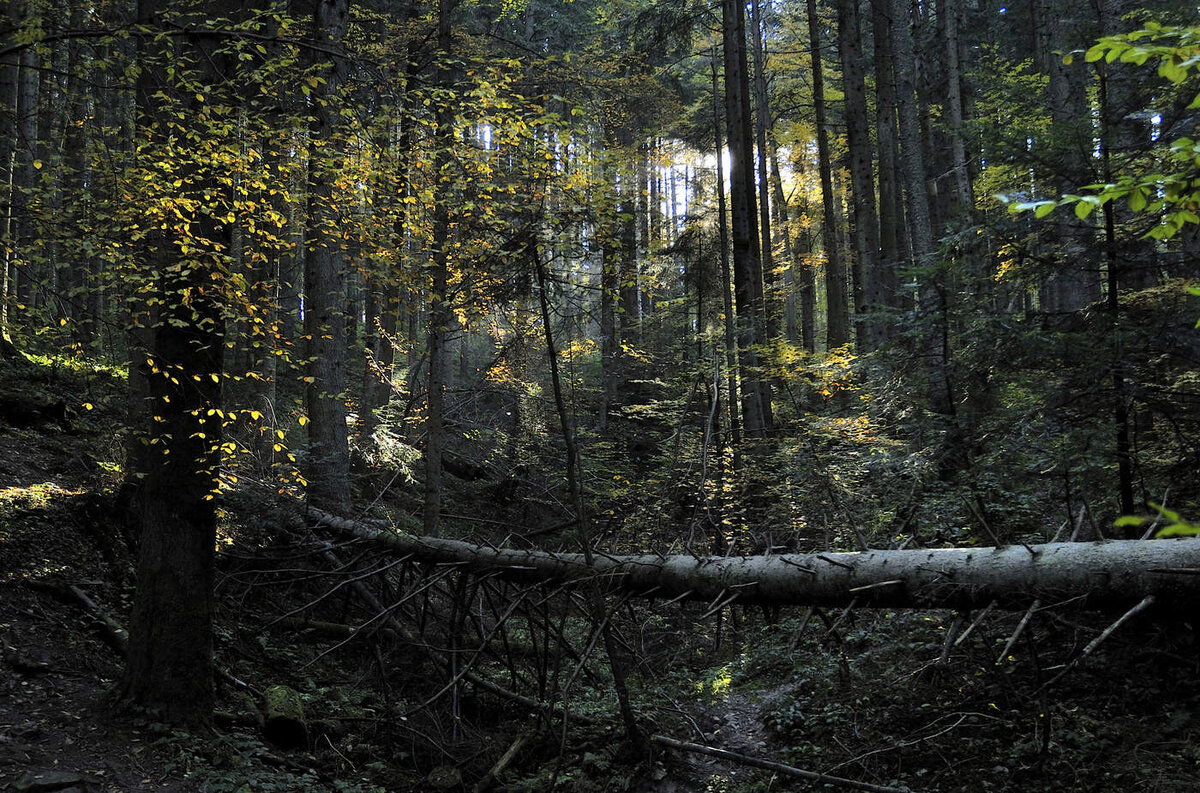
(1159, 58), (1187, 83)
(1128, 188), (1147, 212)
(1149, 502), (1181, 524)
(1157, 523), (1200, 538)
(1113, 515), (1146, 528)
(1073, 200), (1094, 220)
(1034, 201), (1057, 218)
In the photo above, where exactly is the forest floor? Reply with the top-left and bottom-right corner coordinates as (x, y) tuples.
(3, 355), (1200, 792)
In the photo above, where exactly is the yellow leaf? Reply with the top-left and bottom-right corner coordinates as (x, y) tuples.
(298, 416), (309, 426)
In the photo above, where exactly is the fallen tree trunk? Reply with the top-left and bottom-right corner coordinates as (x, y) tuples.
(308, 508), (1200, 614)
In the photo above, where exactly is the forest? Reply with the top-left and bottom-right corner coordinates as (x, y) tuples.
(1, 0), (1199, 790)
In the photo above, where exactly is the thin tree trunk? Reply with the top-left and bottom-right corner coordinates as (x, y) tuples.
(532, 247), (647, 756)
(1095, 63), (1135, 519)
(749, 0), (776, 338)
(10, 19), (38, 332)
(711, 48), (742, 471)
(807, 0), (849, 348)
(0, 4), (20, 355)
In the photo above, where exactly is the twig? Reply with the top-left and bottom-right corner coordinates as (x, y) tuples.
(1081, 595), (1156, 657)
(649, 734), (910, 793)
(937, 612), (966, 667)
(953, 600), (996, 647)
(471, 733), (529, 793)
(1044, 595), (1157, 688)
(996, 599), (1039, 665)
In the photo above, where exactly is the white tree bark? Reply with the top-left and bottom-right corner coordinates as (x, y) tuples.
(308, 508), (1200, 614)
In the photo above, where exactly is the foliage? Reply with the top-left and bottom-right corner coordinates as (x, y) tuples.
(1116, 502), (1200, 538)
(1005, 24), (1200, 240)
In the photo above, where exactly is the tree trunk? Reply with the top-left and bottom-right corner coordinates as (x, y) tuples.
(807, 0), (849, 349)
(838, 0), (884, 351)
(748, 0), (776, 338)
(0, 5), (18, 356)
(11, 22), (38, 337)
(939, 0), (972, 220)
(892, 0), (953, 415)
(1034, 0), (1100, 312)
(122, 0), (244, 724)
(723, 0), (771, 437)
(311, 509), (1200, 615)
(304, 0), (353, 513)
(873, 0), (905, 317)
(423, 0), (455, 537)
(767, 136), (801, 347)
(532, 246), (647, 756)
(710, 48), (742, 469)
(1096, 62), (1136, 519)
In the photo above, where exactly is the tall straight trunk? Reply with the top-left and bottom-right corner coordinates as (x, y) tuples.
(723, 0), (771, 438)
(532, 248), (647, 756)
(123, 0), (248, 724)
(597, 135), (619, 433)
(619, 131), (639, 342)
(304, 0), (353, 513)
(64, 0), (95, 345)
(940, 0), (972, 219)
(892, 0), (953, 415)
(1096, 64), (1135, 519)
(423, 0), (455, 536)
(873, 0), (906, 316)
(838, 0), (884, 350)
(1034, 0), (1099, 312)
(806, 0), (850, 348)
(711, 48), (742, 469)
(362, 48), (416, 439)
(0, 5), (19, 355)
(748, 0), (776, 337)
(0, 1), (38, 352)
(11, 25), (38, 327)
(767, 137), (800, 346)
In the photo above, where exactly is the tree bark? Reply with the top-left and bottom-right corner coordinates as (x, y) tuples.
(122, 0), (243, 724)
(304, 0), (353, 513)
(723, 0), (771, 437)
(892, 0), (953, 415)
(807, 0), (850, 349)
(710, 47), (741, 469)
(838, 0), (884, 351)
(872, 0), (905, 317)
(748, 0), (776, 337)
(310, 508), (1200, 615)
(423, 0), (457, 537)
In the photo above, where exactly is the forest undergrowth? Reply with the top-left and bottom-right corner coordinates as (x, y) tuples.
(2, 351), (1199, 793)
